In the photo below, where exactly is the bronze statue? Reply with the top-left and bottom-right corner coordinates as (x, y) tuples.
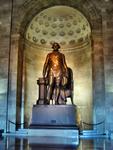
(43, 42), (68, 104)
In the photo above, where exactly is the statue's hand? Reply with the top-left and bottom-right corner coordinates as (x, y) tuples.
(43, 73), (47, 79)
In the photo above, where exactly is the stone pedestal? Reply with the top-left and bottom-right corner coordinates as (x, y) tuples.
(30, 105), (77, 129)
(37, 78), (48, 104)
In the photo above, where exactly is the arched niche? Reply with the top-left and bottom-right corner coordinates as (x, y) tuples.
(8, 0), (105, 132)
(20, 6), (92, 129)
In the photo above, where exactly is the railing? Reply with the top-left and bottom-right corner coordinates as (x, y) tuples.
(7, 120), (26, 133)
(80, 120), (105, 135)
(82, 120), (105, 126)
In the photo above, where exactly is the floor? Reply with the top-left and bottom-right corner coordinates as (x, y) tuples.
(0, 136), (113, 150)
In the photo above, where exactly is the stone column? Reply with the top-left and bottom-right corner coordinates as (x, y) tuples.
(92, 36), (105, 133)
(7, 34), (20, 132)
(0, 0), (12, 132)
(102, 9), (113, 133)
(20, 46), (25, 129)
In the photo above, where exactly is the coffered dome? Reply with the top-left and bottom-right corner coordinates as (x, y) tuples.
(25, 6), (91, 49)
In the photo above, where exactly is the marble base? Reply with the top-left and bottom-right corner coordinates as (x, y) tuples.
(29, 105), (77, 129)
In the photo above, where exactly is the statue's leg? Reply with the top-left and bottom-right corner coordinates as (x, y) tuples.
(61, 76), (68, 104)
(54, 77), (61, 104)
(46, 75), (54, 104)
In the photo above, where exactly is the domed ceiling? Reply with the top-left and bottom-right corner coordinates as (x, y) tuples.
(25, 6), (91, 49)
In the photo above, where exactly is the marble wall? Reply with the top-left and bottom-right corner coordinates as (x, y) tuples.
(102, 10), (113, 132)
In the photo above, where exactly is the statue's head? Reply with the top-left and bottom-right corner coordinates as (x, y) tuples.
(52, 42), (60, 51)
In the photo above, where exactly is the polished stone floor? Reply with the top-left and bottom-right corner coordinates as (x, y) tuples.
(0, 136), (113, 150)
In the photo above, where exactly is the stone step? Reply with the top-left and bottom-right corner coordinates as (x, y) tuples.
(17, 128), (79, 138)
(4, 128), (79, 146)
(80, 130), (106, 137)
(16, 129), (28, 135)
(28, 129), (78, 137)
(80, 130), (97, 135)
